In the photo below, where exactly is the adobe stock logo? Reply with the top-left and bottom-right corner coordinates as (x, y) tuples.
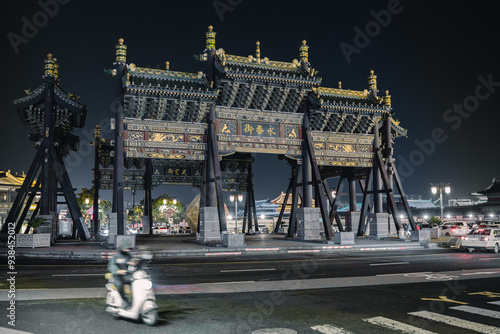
(339, 0), (411, 64)
(7, 0), (71, 54)
(397, 74), (500, 182)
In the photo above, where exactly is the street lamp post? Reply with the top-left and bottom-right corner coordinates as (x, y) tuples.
(230, 194), (243, 233)
(431, 183), (451, 222)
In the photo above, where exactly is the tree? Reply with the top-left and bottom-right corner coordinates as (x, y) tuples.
(127, 205), (143, 228)
(152, 193), (185, 227)
(428, 216), (442, 227)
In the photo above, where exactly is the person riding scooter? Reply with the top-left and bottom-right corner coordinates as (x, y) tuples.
(107, 241), (133, 307)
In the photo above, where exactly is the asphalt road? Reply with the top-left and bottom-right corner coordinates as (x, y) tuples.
(3, 278), (500, 333)
(3, 248), (500, 290)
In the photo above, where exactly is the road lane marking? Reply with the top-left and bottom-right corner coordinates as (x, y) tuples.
(369, 262), (409, 266)
(360, 247), (406, 251)
(461, 271), (500, 276)
(451, 305), (500, 319)
(287, 250), (320, 253)
(205, 252), (242, 256)
(377, 271), (432, 277)
(479, 258), (500, 261)
(220, 268), (276, 273)
(489, 301), (500, 305)
(246, 248), (280, 251)
(421, 296), (468, 305)
(51, 274), (103, 277)
(311, 324), (354, 334)
(408, 310), (500, 333)
(364, 316), (437, 334)
(201, 281), (255, 285)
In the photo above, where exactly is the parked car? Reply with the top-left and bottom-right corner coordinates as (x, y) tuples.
(440, 222), (470, 236)
(258, 225), (269, 234)
(461, 228), (500, 253)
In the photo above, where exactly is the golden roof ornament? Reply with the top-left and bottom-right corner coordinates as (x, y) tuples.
(165, 61), (170, 70)
(115, 38), (127, 63)
(255, 41), (261, 63)
(338, 81), (342, 89)
(383, 90), (391, 108)
(44, 53), (56, 77)
(206, 25), (216, 50)
(368, 69), (377, 92)
(52, 57), (59, 79)
(299, 39), (308, 63)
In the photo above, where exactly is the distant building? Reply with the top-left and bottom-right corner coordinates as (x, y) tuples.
(0, 171), (25, 226)
(255, 199), (280, 217)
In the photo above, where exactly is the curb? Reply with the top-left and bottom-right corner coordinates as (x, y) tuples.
(0, 242), (430, 260)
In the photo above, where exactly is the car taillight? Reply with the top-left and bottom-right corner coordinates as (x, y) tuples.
(480, 237), (490, 241)
(461, 236), (468, 240)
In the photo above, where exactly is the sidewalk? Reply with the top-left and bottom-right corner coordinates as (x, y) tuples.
(0, 233), (441, 260)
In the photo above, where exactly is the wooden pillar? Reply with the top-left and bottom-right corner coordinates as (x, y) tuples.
(92, 125), (101, 237)
(40, 65), (55, 215)
(301, 103), (313, 208)
(373, 121), (383, 213)
(113, 38), (127, 235)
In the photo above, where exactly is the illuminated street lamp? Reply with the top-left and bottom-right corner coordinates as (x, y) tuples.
(431, 183), (451, 221)
(230, 194), (243, 233)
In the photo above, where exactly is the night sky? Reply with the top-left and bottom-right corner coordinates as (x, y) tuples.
(1, 0), (499, 206)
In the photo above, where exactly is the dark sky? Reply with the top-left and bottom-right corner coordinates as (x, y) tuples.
(1, 0), (499, 206)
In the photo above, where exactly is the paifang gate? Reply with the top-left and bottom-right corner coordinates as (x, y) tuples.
(102, 26), (415, 242)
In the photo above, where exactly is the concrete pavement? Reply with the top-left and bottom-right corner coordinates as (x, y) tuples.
(0, 233), (443, 260)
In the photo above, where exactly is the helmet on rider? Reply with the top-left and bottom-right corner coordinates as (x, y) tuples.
(117, 240), (132, 253)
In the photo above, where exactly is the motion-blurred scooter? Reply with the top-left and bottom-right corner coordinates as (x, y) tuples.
(105, 251), (158, 326)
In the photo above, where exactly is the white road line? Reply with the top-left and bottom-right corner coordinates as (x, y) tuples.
(51, 274), (103, 277)
(369, 262), (409, 266)
(479, 258), (500, 261)
(451, 305), (500, 319)
(288, 249), (320, 253)
(201, 281), (255, 285)
(461, 271), (499, 276)
(408, 310), (500, 333)
(311, 324), (354, 334)
(376, 271), (432, 277)
(220, 268), (276, 273)
(489, 301), (500, 306)
(364, 316), (437, 334)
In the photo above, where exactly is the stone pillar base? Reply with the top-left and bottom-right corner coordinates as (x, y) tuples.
(411, 229), (431, 245)
(115, 235), (136, 249)
(334, 231), (356, 245)
(108, 213), (117, 245)
(199, 207), (221, 243)
(222, 233), (245, 247)
(36, 214), (55, 242)
(141, 216), (150, 235)
(296, 207), (321, 241)
(368, 213), (390, 239)
(345, 211), (361, 232)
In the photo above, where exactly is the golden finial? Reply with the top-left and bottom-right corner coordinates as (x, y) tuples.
(52, 57), (59, 79)
(94, 124), (101, 140)
(338, 81), (342, 89)
(165, 61), (170, 70)
(368, 69), (377, 92)
(206, 25), (216, 50)
(299, 39), (308, 63)
(383, 90), (391, 108)
(255, 41), (261, 62)
(44, 53), (56, 77)
(115, 38), (127, 63)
